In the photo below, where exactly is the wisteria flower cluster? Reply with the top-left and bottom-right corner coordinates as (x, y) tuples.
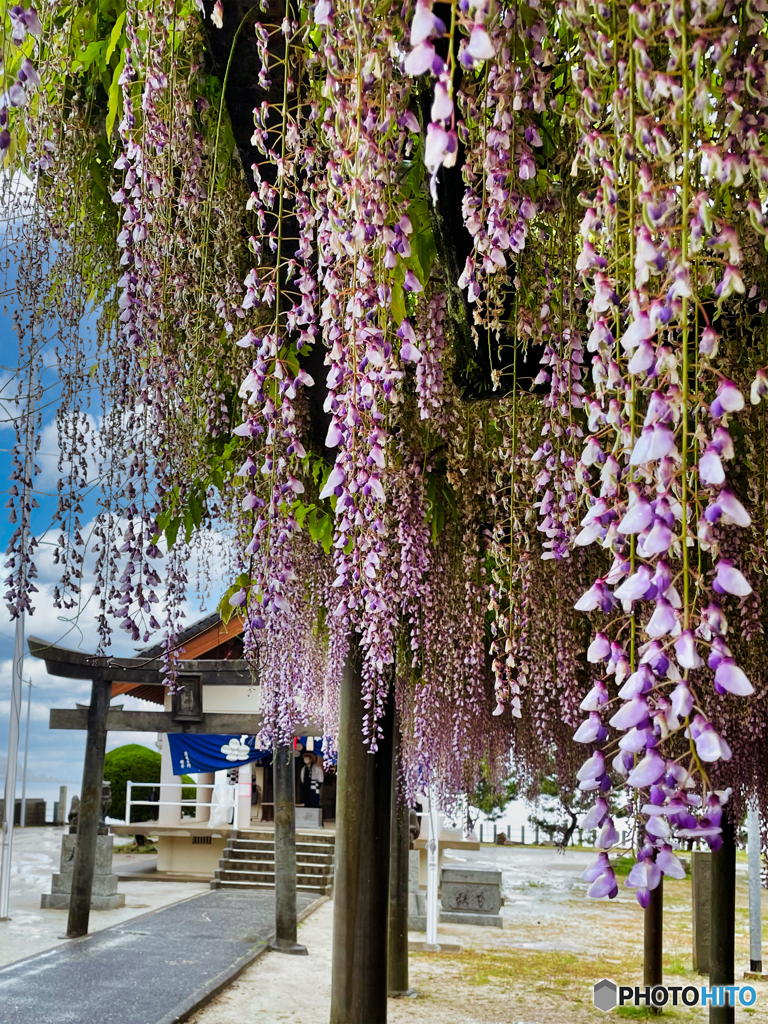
(9, 0), (768, 852)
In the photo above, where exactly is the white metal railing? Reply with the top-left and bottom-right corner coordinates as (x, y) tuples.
(126, 781), (240, 829)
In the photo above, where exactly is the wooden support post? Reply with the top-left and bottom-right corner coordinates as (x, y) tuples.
(66, 673), (109, 938)
(330, 647), (394, 1024)
(748, 805), (762, 973)
(710, 819), (736, 1024)
(388, 731), (410, 997)
(270, 741), (307, 955)
(644, 876), (663, 1010)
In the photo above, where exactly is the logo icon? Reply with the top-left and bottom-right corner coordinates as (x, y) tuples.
(594, 979), (618, 1012)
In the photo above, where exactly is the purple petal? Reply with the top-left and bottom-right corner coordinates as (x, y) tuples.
(699, 448), (725, 486)
(587, 632), (611, 663)
(646, 598), (676, 638)
(714, 658), (753, 696)
(573, 712), (603, 743)
(587, 868), (618, 899)
(670, 682), (694, 719)
(674, 630), (703, 670)
(580, 798), (609, 830)
(581, 852), (610, 883)
(626, 750), (665, 788)
(713, 559), (752, 597)
(617, 498), (653, 534)
(609, 697), (649, 731)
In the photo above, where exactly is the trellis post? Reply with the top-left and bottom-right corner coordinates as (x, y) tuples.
(644, 876), (663, 1008)
(388, 724), (410, 997)
(271, 741), (307, 955)
(710, 819), (736, 1024)
(330, 646), (393, 1024)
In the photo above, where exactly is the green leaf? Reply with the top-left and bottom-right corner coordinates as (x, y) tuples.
(391, 279), (406, 324)
(294, 500), (315, 528)
(76, 39), (106, 72)
(164, 517), (180, 550)
(106, 56), (124, 139)
(411, 228), (436, 285)
(105, 10), (126, 62)
(319, 514), (334, 554)
(218, 585), (240, 625)
(431, 501), (445, 545)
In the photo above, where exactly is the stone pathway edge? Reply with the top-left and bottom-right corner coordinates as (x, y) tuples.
(158, 894), (330, 1024)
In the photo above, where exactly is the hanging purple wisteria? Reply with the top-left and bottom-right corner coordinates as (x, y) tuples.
(7, 0), (768, 863)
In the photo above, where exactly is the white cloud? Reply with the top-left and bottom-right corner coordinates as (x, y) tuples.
(0, 698), (57, 722)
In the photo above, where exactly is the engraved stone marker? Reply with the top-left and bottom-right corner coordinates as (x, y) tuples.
(439, 866), (503, 927)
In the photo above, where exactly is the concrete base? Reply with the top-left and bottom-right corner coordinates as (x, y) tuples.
(439, 910), (503, 928)
(743, 972), (768, 981)
(295, 807), (323, 829)
(40, 892), (125, 911)
(269, 940), (308, 955)
(408, 941), (462, 953)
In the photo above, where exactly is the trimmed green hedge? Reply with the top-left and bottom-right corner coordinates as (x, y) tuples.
(104, 743), (195, 822)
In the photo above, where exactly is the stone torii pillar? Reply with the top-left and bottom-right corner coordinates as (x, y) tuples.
(28, 636), (258, 938)
(67, 668), (109, 937)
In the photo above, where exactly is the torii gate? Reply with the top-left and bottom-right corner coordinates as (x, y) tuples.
(29, 635), (311, 952)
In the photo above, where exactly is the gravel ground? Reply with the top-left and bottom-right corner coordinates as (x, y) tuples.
(189, 845), (768, 1024)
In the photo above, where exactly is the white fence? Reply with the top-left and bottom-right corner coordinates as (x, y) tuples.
(126, 780), (241, 829)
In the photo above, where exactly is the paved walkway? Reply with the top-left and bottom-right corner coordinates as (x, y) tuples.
(0, 826), (209, 966)
(0, 889), (316, 1024)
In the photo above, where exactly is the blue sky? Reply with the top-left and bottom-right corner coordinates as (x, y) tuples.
(0, 288), (222, 790)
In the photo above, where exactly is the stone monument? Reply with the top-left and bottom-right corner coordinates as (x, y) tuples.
(41, 782), (125, 910)
(439, 866), (503, 927)
(407, 849), (426, 931)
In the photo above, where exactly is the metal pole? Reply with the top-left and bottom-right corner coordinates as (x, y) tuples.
(748, 805), (762, 973)
(644, 876), (663, 1007)
(388, 729), (410, 997)
(710, 818), (736, 1024)
(270, 741), (306, 955)
(19, 680), (32, 829)
(425, 789), (439, 950)
(330, 646), (393, 1024)
(66, 673), (110, 938)
(0, 615), (25, 919)
(0, 349), (36, 915)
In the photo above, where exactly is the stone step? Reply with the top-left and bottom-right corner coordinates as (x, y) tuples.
(226, 849), (333, 867)
(210, 878), (332, 895)
(229, 838), (335, 854)
(214, 872), (331, 888)
(235, 830), (335, 846)
(213, 869), (332, 886)
(218, 858), (333, 878)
